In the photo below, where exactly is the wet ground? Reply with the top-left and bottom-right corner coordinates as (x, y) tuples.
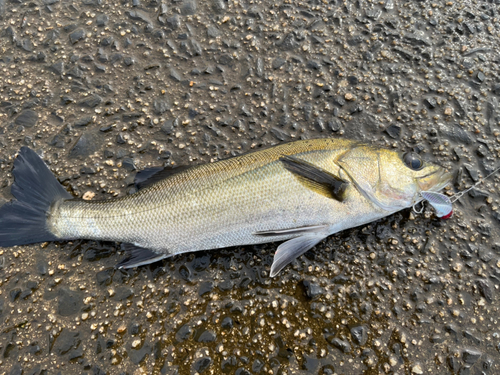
(0, 0), (500, 374)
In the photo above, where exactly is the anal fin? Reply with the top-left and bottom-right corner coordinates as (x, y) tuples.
(270, 233), (328, 277)
(117, 243), (167, 269)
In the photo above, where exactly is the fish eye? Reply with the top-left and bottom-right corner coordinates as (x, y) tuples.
(403, 152), (423, 170)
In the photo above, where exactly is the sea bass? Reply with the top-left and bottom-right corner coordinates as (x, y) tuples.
(0, 138), (451, 276)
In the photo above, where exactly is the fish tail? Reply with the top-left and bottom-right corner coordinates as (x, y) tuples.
(0, 147), (72, 247)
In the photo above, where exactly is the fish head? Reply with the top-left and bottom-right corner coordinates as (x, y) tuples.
(338, 145), (452, 211)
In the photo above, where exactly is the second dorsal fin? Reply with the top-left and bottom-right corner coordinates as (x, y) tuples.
(134, 165), (192, 189)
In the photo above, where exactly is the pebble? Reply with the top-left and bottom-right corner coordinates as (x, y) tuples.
(57, 288), (83, 317)
(15, 109), (38, 128)
(193, 356), (212, 373)
(69, 29), (85, 44)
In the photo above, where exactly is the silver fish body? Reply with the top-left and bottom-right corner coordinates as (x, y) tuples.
(0, 138), (451, 276)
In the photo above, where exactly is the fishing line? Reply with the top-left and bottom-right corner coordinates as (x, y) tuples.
(413, 165), (500, 219)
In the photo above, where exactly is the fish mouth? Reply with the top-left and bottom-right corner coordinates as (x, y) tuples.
(417, 166), (453, 193)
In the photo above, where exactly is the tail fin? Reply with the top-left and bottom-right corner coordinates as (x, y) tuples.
(0, 147), (72, 246)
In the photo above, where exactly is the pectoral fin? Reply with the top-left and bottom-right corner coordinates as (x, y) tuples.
(117, 244), (168, 269)
(279, 155), (348, 201)
(270, 234), (328, 277)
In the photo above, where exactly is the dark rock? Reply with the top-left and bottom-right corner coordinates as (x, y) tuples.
(270, 127), (288, 141)
(437, 123), (473, 144)
(221, 317), (233, 330)
(69, 29), (85, 44)
(153, 98), (170, 115)
(124, 56), (135, 66)
(96, 14), (109, 27)
(15, 109), (38, 128)
(57, 288), (83, 316)
(182, 0), (197, 15)
(272, 57), (286, 69)
(197, 330), (216, 343)
(114, 286), (134, 300)
(74, 116), (93, 127)
(350, 325), (368, 345)
(207, 26), (220, 38)
(96, 268), (113, 286)
(211, 0), (226, 13)
(68, 348), (83, 360)
(424, 97), (437, 109)
(169, 68), (182, 81)
(49, 61), (64, 75)
(161, 120), (174, 135)
(327, 337), (351, 353)
(302, 355), (319, 372)
(53, 329), (80, 355)
(79, 94), (102, 108)
(476, 279), (493, 302)
(462, 349), (481, 364)
(252, 359), (264, 373)
(175, 324), (193, 342)
(404, 30), (431, 46)
(69, 132), (100, 158)
(463, 163), (479, 182)
(128, 344), (151, 364)
(302, 280), (324, 300)
(122, 158), (136, 172)
(167, 15), (180, 30)
(199, 281), (213, 296)
(193, 357), (211, 373)
(10, 288), (21, 301)
(122, 112), (142, 121)
(278, 33), (300, 50)
(385, 124), (401, 138)
(80, 166), (96, 174)
(127, 10), (152, 24)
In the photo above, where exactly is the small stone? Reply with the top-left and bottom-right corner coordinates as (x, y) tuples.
(127, 10), (152, 24)
(327, 337), (351, 353)
(79, 94), (102, 108)
(462, 349), (481, 364)
(69, 29), (85, 44)
(131, 339), (141, 348)
(350, 325), (368, 346)
(272, 57), (286, 69)
(197, 330), (216, 343)
(57, 288), (83, 316)
(302, 280), (324, 300)
(411, 364), (424, 374)
(53, 329), (80, 355)
(166, 15), (180, 30)
(181, 0), (197, 15)
(385, 124), (401, 139)
(96, 14), (109, 27)
(15, 109), (38, 128)
(82, 191), (96, 200)
(193, 357), (212, 373)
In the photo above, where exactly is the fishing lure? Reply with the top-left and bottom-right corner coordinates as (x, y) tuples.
(417, 166), (500, 219)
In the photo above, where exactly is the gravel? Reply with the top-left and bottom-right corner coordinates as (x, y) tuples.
(0, 0), (500, 374)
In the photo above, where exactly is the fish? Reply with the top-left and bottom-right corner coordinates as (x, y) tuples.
(0, 138), (451, 276)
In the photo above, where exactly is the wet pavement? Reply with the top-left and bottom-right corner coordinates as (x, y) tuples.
(0, 0), (500, 374)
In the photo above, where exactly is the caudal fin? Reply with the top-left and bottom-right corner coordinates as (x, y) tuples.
(0, 147), (72, 247)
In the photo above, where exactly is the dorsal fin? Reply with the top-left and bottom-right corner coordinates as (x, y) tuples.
(134, 165), (192, 189)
